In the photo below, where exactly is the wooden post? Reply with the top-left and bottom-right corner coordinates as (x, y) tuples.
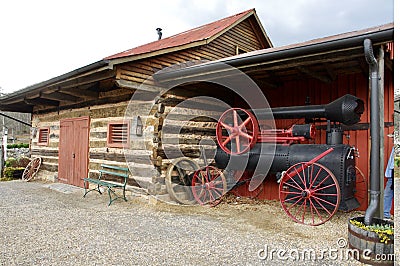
(0, 143), (3, 177)
(2, 127), (7, 162)
(378, 46), (385, 218)
(0, 113), (3, 177)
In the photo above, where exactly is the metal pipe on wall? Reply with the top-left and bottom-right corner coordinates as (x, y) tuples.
(364, 38), (380, 226)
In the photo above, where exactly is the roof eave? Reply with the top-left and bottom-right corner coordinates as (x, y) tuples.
(0, 60), (110, 102)
(155, 24), (394, 82)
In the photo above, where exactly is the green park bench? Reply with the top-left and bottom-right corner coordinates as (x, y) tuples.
(83, 164), (129, 206)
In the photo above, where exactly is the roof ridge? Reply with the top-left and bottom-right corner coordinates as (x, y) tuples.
(167, 8), (254, 39)
(104, 9), (255, 60)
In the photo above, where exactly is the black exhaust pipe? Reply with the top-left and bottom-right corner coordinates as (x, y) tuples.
(270, 94), (364, 125)
(364, 39), (380, 226)
(238, 94), (364, 126)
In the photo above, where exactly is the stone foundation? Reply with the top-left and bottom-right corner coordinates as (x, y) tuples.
(6, 148), (30, 159)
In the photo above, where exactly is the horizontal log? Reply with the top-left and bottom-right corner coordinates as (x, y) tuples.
(161, 125), (216, 135)
(40, 163), (58, 172)
(90, 131), (107, 139)
(130, 167), (159, 178)
(163, 115), (218, 123)
(157, 147), (216, 159)
(89, 152), (153, 164)
(31, 149), (59, 157)
(161, 136), (215, 145)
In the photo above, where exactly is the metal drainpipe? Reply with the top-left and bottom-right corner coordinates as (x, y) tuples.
(364, 38), (380, 225)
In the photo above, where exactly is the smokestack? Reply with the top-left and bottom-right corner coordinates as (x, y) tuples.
(156, 28), (162, 40)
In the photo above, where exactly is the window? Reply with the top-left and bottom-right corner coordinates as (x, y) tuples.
(37, 128), (49, 146)
(236, 45), (248, 55)
(107, 122), (130, 148)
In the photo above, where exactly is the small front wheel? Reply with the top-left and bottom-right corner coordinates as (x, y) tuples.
(191, 166), (227, 206)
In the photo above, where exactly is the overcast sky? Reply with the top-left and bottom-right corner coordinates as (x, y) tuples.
(0, 0), (394, 93)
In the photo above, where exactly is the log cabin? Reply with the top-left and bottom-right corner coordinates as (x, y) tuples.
(0, 9), (394, 211)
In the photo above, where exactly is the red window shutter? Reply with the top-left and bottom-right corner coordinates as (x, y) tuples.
(107, 122), (129, 148)
(38, 128), (49, 145)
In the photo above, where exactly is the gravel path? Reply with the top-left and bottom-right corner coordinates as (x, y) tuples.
(0, 180), (380, 265)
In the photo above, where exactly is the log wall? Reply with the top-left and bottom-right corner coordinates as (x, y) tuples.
(31, 87), (160, 187)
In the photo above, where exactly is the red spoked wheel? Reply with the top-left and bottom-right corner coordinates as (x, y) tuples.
(22, 157), (42, 182)
(216, 108), (259, 155)
(279, 162), (340, 226)
(354, 166), (368, 210)
(191, 166), (227, 206)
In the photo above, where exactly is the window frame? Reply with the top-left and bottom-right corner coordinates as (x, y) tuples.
(107, 121), (130, 148)
(37, 127), (50, 146)
(235, 45), (249, 55)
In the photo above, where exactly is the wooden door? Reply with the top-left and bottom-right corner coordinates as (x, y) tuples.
(59, 117), (90, 187)
(59, 120), (74, 184)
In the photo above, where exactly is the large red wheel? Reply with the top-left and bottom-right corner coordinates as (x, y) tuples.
(279, 162), (340, 226)
(354, 166), (368, 210)
(216, 108), (259, 155)
(191, 166), (227, 206)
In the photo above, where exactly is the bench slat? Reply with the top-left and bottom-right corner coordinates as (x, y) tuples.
(100, 164), (129, 172)
(84, 178), (123, 187)
(99, 169), (129, 178)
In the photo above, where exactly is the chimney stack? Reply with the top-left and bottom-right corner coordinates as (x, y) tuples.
(156, 28), (162, 40)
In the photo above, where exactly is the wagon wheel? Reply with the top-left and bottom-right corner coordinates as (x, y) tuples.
(191, 166), (227, 206)
(165, 158), (200, 205)
(279, 162), (340, 226)
(354, 166), (368, 210)
(22, 157), (42, 182)
(216, 108), (259, 155)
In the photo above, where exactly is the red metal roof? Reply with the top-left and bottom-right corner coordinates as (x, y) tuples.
(105, 9), (255, 60)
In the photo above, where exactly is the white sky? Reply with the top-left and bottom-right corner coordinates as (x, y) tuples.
(0, 0), (395, 94)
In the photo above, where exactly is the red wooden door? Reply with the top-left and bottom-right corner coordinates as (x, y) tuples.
(59, 120), (74, 184)
(59, 117), (90, 187)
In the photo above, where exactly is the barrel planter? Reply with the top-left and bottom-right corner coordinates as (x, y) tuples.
(12, 169), (24, 179)
(348, 216), (394, 265)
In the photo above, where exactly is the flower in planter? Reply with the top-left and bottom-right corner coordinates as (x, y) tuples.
(349, 219), (394, 244)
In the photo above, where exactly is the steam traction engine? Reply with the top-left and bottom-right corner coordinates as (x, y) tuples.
(190, 94), (365, 226)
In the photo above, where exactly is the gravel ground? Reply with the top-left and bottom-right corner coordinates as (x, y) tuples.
(0, 180), (389, 265)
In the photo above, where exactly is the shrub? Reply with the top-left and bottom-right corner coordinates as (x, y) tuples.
(3, 167), (25, 179)
(5, 157), (17, 167)
(17, 157), (30, 168)
(4, 157), (30, 168)
(6, 143), (29, 149)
